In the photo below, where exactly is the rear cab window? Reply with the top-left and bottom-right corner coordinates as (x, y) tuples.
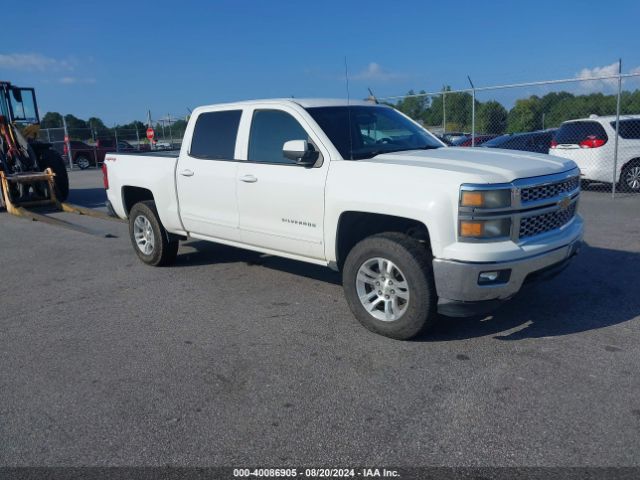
(554, 121), (608, 145)
(190, 110), (242, 159)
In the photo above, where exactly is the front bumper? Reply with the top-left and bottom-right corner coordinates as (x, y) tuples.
(433, 234), (582, 317)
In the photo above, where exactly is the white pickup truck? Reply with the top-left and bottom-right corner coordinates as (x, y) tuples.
(104, 99), (583, 339)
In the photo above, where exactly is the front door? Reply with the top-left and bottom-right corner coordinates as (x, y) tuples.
(236, 107), (328, 260)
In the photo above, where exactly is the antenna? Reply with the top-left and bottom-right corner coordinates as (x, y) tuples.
(367, 87), (379, 104)
(344, 57), (354, 160)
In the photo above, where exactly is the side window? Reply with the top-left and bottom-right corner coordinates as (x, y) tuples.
(190, 110), (242, 159)
(248, 110), (309, 164)
(611, 119), (640, 139)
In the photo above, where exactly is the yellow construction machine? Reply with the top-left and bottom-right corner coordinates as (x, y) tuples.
(0, 81), (69, 215)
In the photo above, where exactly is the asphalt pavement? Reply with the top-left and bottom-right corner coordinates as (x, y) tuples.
(1, 169), (639, 467)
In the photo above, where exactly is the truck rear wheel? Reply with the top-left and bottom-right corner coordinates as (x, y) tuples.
(342, 232), (437, 340)
(129, 201), (179, 266)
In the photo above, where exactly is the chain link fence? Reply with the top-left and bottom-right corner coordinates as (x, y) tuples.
(35, 70), (640, 196)
(382, 66), (640, 197)
(38, 119), (186, 170)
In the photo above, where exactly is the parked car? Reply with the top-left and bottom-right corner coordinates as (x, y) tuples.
(482, 129), (557, 154)
(434, 135), (453, 146)
(441, 131), (468, 144)
(103, 99), (582, 340)
(51, 140), (97, 169)
(96, 138), (138, 151)
(549, 115), (640, 192)
(451, 134), (499, 147)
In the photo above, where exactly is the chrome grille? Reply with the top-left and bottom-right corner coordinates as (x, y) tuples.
(519, 203), (577, 238)
(520, 176), (580, 203)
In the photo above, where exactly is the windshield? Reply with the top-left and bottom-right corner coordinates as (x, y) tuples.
(9, 87), (38, 124)
(306, 105), (442, 160)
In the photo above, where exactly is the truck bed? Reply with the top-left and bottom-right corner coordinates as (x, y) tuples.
(110, 150), (179, 158)
(104, 151), (183, 233)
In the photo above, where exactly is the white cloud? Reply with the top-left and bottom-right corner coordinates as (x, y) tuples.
(58, 76), (96, 85)
(0, 53), (74, 72)
(351, 62), (404, 82)
(576, 62), (640, 91)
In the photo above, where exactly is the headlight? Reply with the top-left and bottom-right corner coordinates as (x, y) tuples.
(459, 218), (511, 239)
(460, 189), (511, 209)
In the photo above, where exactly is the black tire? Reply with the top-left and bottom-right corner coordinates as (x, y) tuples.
(76, 155), (91, 170)
(620, 161), (640, 193)
(128, 201), (179, 266)
(39, 149), (69, 201)
(342, 232), (437, 340)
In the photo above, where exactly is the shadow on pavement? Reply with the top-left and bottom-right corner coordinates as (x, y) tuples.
(175, 240), (342, 285)
(67, 187), (108, 209)
(421, 243), (640, 341)
(178, 240), (639, 341)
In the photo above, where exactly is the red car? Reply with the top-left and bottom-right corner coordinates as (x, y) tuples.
(53, 139), (149, 169)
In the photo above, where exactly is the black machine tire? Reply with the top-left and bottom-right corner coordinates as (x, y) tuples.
(342, 232), (438, 340)
(76, 155), (92, 170)
(39, 149), (69, 201)
(128, 201), (179, 267)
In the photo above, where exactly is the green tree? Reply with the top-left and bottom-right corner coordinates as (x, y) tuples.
(395, 90), (429, 121)
(88, 117), (107, 131)
(64, 114), (88, 130)
(444, 91), (474, 131)
(507, 96), (542, 132)
(477, 101), (507, 134)
(41, 112), (62, 128)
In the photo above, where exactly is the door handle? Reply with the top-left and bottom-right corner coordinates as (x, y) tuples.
(240, 174), (258, 183)
(180, 169), (194, 177)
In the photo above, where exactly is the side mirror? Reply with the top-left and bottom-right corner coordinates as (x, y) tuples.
(283, 139), (318, 166)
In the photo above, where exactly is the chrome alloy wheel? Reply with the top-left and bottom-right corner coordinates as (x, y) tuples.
(77, 157), (91, 169)
(133, 215), (155, 255)
(625, 166), (640, 191)
(355, 257), (410, 322)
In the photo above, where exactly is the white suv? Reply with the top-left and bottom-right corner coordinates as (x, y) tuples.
(549, 114), (640, 192)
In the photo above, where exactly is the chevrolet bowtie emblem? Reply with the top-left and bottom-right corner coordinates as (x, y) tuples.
(558, 196), (571, 210)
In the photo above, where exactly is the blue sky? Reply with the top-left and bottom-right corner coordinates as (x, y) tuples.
(3, 0), (639, 124)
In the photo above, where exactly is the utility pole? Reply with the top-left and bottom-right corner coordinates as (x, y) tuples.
(612, 58), (622, 198)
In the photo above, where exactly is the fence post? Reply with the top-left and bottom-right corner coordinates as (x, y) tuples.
(471, 89), (476, 146)
(62, 116), (72, 169)
(136, 127), (140, 151)
(442, 92), (446, 134)
(467, 76), (476, 147)
(612, 59), (622, 199)
(114, 125), (119, 152)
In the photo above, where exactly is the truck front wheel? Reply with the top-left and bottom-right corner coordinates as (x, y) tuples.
(342, 232), (438, 340)
(128, 201), (179, 266)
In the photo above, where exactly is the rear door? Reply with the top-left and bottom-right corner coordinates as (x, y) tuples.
(176, 108), (243, 241)
(235, 106), (329, 260)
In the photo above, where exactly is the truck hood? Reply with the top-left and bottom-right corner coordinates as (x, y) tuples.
(364, 147), (576, 183)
